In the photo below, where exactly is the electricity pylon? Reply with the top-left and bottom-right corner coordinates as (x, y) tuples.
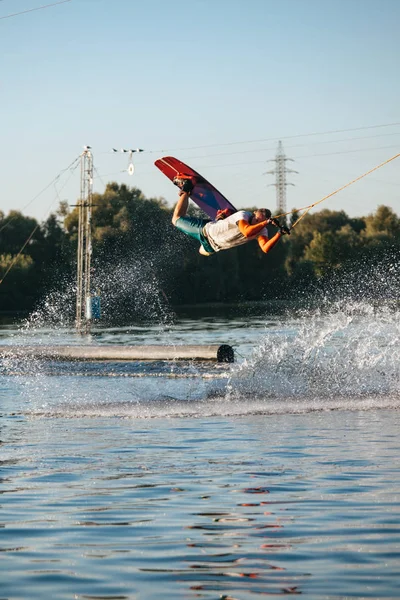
(265, 141), (297, 218)
(76, 146), (94, 334)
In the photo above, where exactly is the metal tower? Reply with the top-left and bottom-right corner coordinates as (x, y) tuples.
(265, 141), (297, 216)
(76, 146), (94, 334)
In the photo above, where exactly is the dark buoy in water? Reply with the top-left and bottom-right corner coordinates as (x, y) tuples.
(217, 344), (234, 363)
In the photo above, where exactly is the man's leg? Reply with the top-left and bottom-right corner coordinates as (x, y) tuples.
(172, 192), (190, 225)
(199, 245), (213, 256)
(171, 191), (215, 255)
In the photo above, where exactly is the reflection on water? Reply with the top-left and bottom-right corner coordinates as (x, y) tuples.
(1, 412), (399, 599)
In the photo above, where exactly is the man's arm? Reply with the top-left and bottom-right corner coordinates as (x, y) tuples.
(237, 219), (268, 238)
(172, 191), (190, 225)
(257, 232), (281, 254)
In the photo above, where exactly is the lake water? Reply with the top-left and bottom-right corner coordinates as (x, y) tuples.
(1, 299), (399, 599)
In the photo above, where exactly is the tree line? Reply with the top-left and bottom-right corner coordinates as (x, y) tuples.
(1, 182), (399, 320)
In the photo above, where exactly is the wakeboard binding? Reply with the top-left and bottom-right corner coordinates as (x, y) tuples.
(173, 174), (196, 195)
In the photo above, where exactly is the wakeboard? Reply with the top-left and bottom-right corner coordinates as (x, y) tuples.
(154, 156), (237, 219)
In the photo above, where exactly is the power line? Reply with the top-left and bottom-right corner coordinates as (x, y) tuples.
(94, 122), (400, 160)
(93, 142), (400, 190)
(294, 143), (400, 160)
(149, 121), (400, 154)
(182, 131), (400, 162)
(0, 223), (41, 285)
(4, 132), (396, 222)
(0, 155), (81, 284)
(192, 143), (400, 172)
(0, 155), (80, 234)
(0, 0), (71, 21)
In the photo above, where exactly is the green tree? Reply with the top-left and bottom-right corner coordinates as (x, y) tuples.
(303, 224), (362, 277)
(363, 205), (400, 238)
(0, 253), (36, 310)
(2, 183), (399, 316)
(0, 211), (40, 256)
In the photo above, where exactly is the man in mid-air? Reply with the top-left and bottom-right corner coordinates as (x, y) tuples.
(171, 176), (290, 256)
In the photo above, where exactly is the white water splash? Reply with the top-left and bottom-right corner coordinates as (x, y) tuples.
(227, 299), (400, 402)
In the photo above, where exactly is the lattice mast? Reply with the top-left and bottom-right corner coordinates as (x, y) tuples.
(76, 147), (94, 334)
(265, 141), (297, 217)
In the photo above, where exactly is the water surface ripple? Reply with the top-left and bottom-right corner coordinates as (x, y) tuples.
(1, 412), (399, 599)
(1, 308), (400, 598)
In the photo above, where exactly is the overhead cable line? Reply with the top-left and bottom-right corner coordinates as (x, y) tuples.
(183, 131), (400, 161)
(293, 143), (400, 160)
(93, 143), (400, 189)
(147, 121), (400, 154)
(0, 155), (80, 235)
(0, 155), (81, 284)
(95, 122), (400, 160)
(191, 143), (400, 172)
(0, 224), (41, 284)
(93, 166), (108, 188)
(0, 0), (71, 20)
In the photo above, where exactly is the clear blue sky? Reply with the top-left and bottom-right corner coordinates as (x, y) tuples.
(1, 0), (399, 221)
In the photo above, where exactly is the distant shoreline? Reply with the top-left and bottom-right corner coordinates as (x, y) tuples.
(2, 297), (399, 327)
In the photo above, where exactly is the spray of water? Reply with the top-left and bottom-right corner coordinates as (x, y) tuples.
(3, 248), (400, 418)
(226, 256), (400, 405)
(92, 256), (174, 326)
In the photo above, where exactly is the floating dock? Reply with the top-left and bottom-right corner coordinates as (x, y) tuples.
(0, 344), (234, 363)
